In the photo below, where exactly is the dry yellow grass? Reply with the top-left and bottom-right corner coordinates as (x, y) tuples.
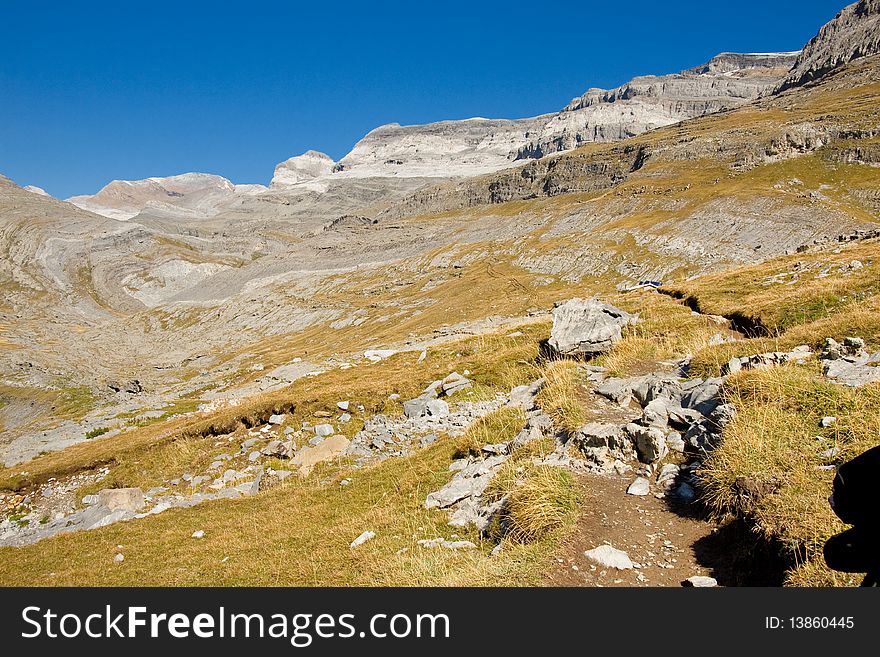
(535, 360), (587, 436)
(0, 437), (565, 586)
(602, 291), (725, 375)
(700, 365), (880, 586)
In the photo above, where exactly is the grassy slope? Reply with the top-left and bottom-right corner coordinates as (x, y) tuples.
(666, 239), (880, 586)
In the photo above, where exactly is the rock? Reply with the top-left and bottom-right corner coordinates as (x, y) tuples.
(508, 378), (544, 410)
(441, 372), (471, 396)
(284, 426), (296, 435)
(547, 298), (638, 356)
(481, 443), (508, 455)
(425, 476), (490, 509)
(426, 398), (450, 418)
(364, 349), (396, 362)
(248, 451), (261, 462)
(350, 530), (376, 548)
(594, 378), (635, 405)
(337, 401), (350, 411)
(642, 399), (671, 429)
(247, 467), (265, 495)
(81, 494), (99, 506)
(820, 416), (837, 428)
(680, 378), (723, 415)
(666, 431), (686, 453)
(114, 553), (124, 563)
(241, 437), (259, 449)
(290, 434), (351, 476)
(403, 397), (429, 419)
(823, 353), (880, 387)
(575, 422), (634, 461)
(583, 545), (634, 570)
(338, 412), (352, 423)
(192, 530), (205, 539)
(843, 336), (865, 351)
(268, 413), (286, 425)
(422, 380), (443, 398)
(656, 463), (680, 490)
(683, 575), (718, 587)
(625, 424), (668, 463)
(724, 357), (743, 375)
(261, 440), (294, 459)
(314, 423), (335, 437)
(709, 403), (737, 429)
(820, 447), (841, 459)
(674, 482), (697, 502)
(777, 0), (880, 92)
(627, 477), (651, 496)
(97, 488), (144, 513)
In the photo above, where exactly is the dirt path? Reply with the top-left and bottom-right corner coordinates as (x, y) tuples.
(548, 472), (786, 587)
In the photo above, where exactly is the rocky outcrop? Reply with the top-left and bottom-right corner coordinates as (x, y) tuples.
(776, 1), (880, 92)
(270, 150), (335, 188)
(333, 116), (550, 179)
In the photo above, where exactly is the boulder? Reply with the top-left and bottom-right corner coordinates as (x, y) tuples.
(548, 298), (637, 356)
(261, 440), (294, 459)
(290, 435), (351, 476)
(625, 424), (668, 463)
(680, 378), (724, 415)
(97, 488), (144, 513)
(267, 414), (286, 425)
(403, 397), (429, 419)
(314, 423), (335, 437)
(426, 399), (450, 418)
(575, 422), (634, 461)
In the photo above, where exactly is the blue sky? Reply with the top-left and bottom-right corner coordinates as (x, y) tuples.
(0, 0), (846, 198)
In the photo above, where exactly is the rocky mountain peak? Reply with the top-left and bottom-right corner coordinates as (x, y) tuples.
(776, 0), (880, 92)
(270, 150), (335, 188)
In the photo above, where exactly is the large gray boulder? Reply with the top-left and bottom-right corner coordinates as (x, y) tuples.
(97, 488), (144, 512)
(548, 298), (638, 356)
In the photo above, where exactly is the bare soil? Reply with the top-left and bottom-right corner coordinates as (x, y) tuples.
(547, 472), (787, 587)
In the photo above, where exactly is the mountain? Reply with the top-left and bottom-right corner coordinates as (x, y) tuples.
(66, 50), (797, 220)
(777, 0), (880, 91)
(270, 150), (335, 189)
(67, 173), (265, 221)
(515, 51), (799, 159)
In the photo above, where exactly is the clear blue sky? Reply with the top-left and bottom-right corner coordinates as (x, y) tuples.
(0, 0), (846, 198)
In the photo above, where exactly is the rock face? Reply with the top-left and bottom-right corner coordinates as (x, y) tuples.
(548, 298), (638, 356)
(270, 150), (335, 188)
(516, 52), (798, 159)
(777, 1), (880, 92)
(333, 116), (549, 179)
